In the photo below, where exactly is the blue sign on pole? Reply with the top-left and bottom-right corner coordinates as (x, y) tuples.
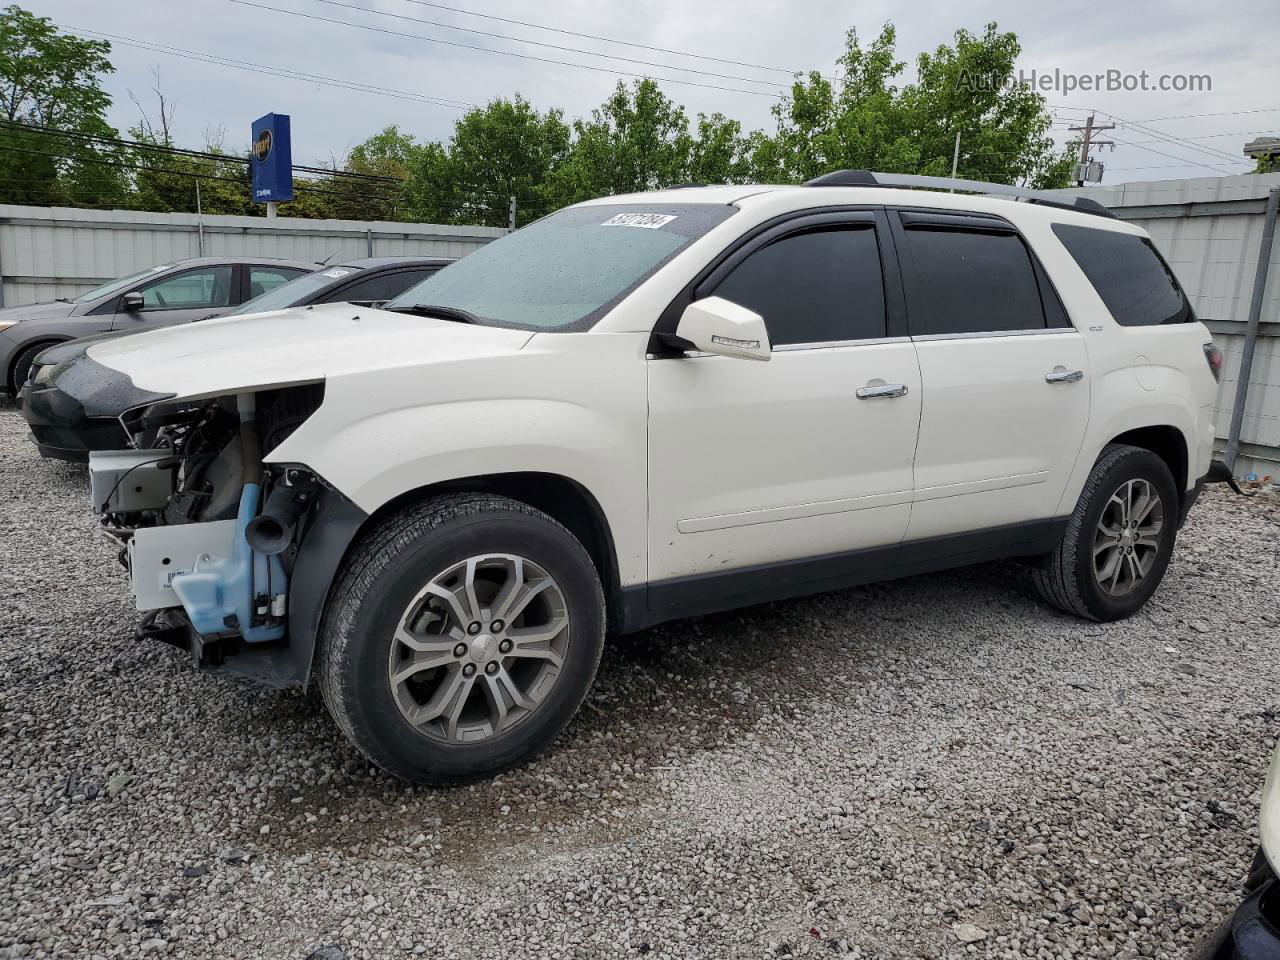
(250, 113), (293, 203)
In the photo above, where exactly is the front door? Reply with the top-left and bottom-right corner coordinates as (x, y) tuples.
(647, 213), (922, 588)
(889, 210), (1092, 541)
(111, 264), (237, 330)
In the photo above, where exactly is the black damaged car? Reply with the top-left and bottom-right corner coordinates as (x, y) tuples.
(17, 256), (450, 462)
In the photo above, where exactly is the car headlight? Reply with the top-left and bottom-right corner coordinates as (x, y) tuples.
(31, 362), (54, 386)
(0, 320), (17, 334)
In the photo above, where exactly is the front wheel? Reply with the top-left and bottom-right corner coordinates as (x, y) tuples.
(8, 341), (52, 395)
(318, 493), (605, 784)
(1031, 444), (1179, 621)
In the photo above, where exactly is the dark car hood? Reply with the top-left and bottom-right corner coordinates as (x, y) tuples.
(35, 329), (133, 368)
(0, 300), (78, 324)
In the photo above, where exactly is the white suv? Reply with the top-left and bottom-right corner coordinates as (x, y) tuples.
(82, 172), (1223, 783)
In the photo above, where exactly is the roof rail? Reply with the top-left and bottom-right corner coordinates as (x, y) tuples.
(802, 170), (1116, 219)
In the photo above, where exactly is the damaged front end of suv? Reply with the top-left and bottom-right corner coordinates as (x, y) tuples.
(92, 382), (364, 687)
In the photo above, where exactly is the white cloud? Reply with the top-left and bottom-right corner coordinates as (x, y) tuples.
(32, 0), (1277, 183)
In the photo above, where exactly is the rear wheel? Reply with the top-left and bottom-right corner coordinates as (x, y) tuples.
(318, 493), (605, 784)
(1032, 444), (1179, 621)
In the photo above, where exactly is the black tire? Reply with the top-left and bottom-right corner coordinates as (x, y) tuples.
(1031, 444), (1179, 621)
(7, 341), (54, 395)
(318, 493), (605, 785)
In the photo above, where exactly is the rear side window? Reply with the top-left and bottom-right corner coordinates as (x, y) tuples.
(249, 267), (307, 299)
(710, 226), (885, 345)
(332, 268), (439, 304)
(898, 227), (1045, 336)
(1053, 224), (1192, 326)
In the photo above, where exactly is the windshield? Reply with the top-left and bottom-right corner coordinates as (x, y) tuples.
(385, 203), (736, 330)
(228, 265), (360, 316)
(74, 264), (175, 303)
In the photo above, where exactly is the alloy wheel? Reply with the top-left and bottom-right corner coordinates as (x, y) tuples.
(1092, 478), (1165, 597)
(388, 554), (570, 743)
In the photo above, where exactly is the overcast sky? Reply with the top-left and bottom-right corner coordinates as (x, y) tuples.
(29, 0), (1279, 185)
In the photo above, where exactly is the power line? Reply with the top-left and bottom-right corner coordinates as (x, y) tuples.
(1132, 106), (1280, 123)
(226, 0), (787, 99)
(1048, 102), (1258, 166)
(0, 118), (407, 184)
(306, 0), (782, 87)
(400, 0), (798, 75)
(1107, 135), (1241, 175)
(0, 143), (404, 201)
(1106, 113), (1247, 164)
(62, 25), (474, 112)
(1123, 128), (1277, 145)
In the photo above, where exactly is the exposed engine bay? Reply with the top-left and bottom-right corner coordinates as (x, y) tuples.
(89, 384), (326, 677)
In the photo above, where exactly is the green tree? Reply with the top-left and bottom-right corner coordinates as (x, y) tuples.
(125, 92), (253, 216)
(688, 112), (752, 184)
(751, 23), (1072, 188)
(753, 25), (915, 183)
(0, 4), (128, 206)
(549, 80), (692, 206)
(128, 132), (254, 217)
(309, 125), (418, 222)
(408, 96), (569, 227)
(903, 24), (1072, 188)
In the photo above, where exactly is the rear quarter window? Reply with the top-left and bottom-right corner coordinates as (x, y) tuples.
(1052, 224), (1193, 326)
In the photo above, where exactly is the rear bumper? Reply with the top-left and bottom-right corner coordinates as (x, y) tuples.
(17, 382), (128, 462)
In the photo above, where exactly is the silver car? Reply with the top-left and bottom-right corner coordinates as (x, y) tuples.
(0, 256), (315, 394)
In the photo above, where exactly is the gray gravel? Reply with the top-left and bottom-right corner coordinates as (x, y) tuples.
(1, 394), (1278, 960)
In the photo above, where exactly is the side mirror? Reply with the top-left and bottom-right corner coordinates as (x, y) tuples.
(674, 296), (771, 361)
(120, 291), (145, 312)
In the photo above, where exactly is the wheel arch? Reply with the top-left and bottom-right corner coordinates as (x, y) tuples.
(1107, 424), (1189, 494)
(371, 471), (625, 631)
(6, 335), (71, 393)
(289, 470), (626, 689)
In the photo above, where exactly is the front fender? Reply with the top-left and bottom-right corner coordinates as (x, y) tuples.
(267, 335), (648, 587)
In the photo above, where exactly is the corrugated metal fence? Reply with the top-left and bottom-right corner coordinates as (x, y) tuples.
(0, 204), (507, 306)
(1056, 174), (1280, 479)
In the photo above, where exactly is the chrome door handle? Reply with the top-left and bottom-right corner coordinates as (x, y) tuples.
(1045, 369), (1084, 383)
(856, 383), (909, 399)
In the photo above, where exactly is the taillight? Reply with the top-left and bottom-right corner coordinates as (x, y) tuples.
(1203, 342), (1223, 381)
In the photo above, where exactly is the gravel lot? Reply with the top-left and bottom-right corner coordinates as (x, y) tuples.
(2, 395), (1278, 960)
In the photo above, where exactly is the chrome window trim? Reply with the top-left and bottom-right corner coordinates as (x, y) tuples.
(773, 336), (911, 352)
(911, 328), (1077, 343)
(647, 336), (911, 359)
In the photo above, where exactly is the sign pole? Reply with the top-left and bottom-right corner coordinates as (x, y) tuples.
(266, 202), (277, 220)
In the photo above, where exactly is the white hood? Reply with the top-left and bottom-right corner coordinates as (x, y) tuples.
(85, 302), (535, 400)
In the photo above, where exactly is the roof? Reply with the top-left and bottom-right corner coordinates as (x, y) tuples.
(173, 255), (319, 269)
(332, 256), (456, 269)
(573, 171), (1125, 229)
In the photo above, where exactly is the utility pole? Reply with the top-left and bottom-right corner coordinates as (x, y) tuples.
(195, 179), (205, 256)
(949, 130), (961, 190)
(508, 195), (517, 231)
(1069, 113), (1115, 186)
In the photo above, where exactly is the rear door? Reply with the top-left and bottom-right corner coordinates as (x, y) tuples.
(247, 264), (310, 302)
(647, 210), (921, 584)
(890, 210), (1091, 541)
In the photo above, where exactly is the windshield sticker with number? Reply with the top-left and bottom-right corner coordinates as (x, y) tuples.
(601, 213), (678, 230)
